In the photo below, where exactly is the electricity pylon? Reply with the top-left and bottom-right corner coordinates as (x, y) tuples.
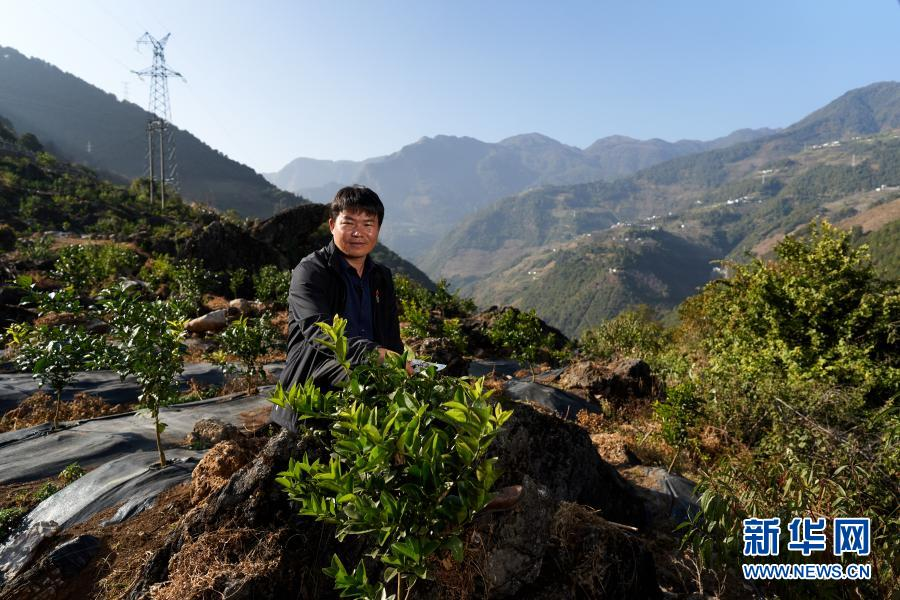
(133, 33), (185, 209)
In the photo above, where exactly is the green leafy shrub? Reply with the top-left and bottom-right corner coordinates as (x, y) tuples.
(6, 322), (107, 430)
(487, 307), (562, 376)
(579, 305), (668, 362)
(674, 220), (900, 596)
(0, 507), (26, 543)
(216, 314), (281, 393)
(58, 462), (85, 484)
(170, 259), (212, 319)
(228, 267), (248, 299)
(32, 482), (60, 503)
(653, 381), (700, 470)
(252, 264), (290, 308)
(15, 234), (55, 263)
(271, 316), (511, 599)
(52, 243), (142, 294)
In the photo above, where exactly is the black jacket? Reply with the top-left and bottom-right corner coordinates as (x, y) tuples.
(271, 240), (403, 430)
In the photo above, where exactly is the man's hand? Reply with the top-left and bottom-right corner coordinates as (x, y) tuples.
(377, 347), (414, 376)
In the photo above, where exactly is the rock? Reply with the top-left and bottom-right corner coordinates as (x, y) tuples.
(183, 336), (218, 355)
(191, 440), (250, 504)
(228, 298), (252, 315)
(469, 480), (659, 599)
(621, 466), (700, 526)
(187, 418), (243, 449)
(186, 309), (229, 334)
(490, 400), (645, 528)
(535, 503), (660, 599)
(180, 220), (287, 274)
(0, 535), (100, 599)
(477, 476), (555, 598)
(407, 336), (469, 377)
(555, 358), (659, 405)
(251, 204), (330, 267)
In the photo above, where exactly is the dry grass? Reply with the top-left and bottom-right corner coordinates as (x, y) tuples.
(150, 529), (283, 600)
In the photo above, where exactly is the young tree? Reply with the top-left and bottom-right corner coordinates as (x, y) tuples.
(271, 316), (511, 599)
(99, 289), (186, 467)
(6, 323), (105, 430)
(216, 314), (281, 393)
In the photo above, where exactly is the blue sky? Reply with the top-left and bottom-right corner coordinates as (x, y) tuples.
(1, 1), (899, 172)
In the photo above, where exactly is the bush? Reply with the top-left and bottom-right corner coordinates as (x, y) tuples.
(674, 220), (900, 596)
(15, 234), (55, 263)
(52, 243), (142, 294)
(271, 316), (511, 598)
(216, 314), (281, 393)
(253, 264), (290, 308)
(58, 462), (85, 484)
(487, 307), (562, 374)
(579, 305), (668, 362)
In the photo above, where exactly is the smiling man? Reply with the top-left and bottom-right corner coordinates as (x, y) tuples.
(271, 185), (406, 432)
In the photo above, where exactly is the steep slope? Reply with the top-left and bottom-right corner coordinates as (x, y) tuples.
(0, 46), (303, 218)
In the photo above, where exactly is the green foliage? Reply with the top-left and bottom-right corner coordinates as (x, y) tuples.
(672, 220), (900, 596)
(138, 254), (177, 290)
(395, 276), (473, 351)
(6, 321), (107, 429)
(227, 267), (248, 299)
(691, 220), (899, 410)
(654, 382), (700, 450)
(99, 289), (186, 467)
(58, 462), (85, 484)
(15, 234), (55, 263)
(579, 305), (668, 362)
(487, 307), (561, 371)
(253, 264), (290, 308)
(216, 314), (281, 393)
(169, 259), (212, 319)
(32, 481), (60, 503)
(0, 507), (26, 543)
(271, 316), (512, 599)
(52, 243), (142, 294)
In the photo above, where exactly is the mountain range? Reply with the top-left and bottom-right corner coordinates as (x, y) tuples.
(0, 46), (303, 218)
(265, 128), (778, 259)
(420, 82), (900, 335)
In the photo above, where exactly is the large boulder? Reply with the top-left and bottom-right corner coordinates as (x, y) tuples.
(417, 478), (659, 599)
(554, 358), (659, 405)
(490, 400), (645, 528)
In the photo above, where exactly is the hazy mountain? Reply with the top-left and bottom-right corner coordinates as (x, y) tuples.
(423, 81), (900, 335)
(266, 128), (776, 260)
(0, 46), (303, 218)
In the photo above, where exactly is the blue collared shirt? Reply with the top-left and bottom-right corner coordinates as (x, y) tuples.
(338, 254), (375, 341)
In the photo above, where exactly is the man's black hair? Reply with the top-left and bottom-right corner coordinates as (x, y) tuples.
(330, 185), (385, 226)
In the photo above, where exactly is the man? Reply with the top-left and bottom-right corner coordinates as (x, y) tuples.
(271, 185), (407, 431)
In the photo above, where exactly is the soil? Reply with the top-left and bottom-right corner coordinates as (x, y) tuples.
(0, 392), (135, 433)
(59, 483), (194, 600)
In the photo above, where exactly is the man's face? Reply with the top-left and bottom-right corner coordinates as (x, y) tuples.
(329, 209), (380, 260)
